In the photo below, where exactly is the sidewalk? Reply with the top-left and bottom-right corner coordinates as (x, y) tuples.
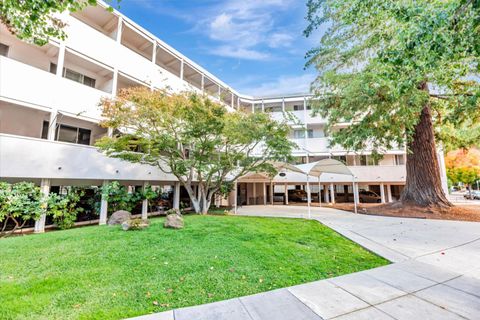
(129, 206), (480, 320)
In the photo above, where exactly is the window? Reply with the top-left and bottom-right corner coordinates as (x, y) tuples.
(254, 104), (263, 112)
(42, 121), (91, 145)
(395, 154), (405, 165)
(49, 63), (57, 74)
(293, 104), (304, 111)
(63, 67), (96, 88)
(0, 43), (9, 57)
(293, 130), (305, 139)
(41, 121), (50, 139)
(306, 129), (314, 138)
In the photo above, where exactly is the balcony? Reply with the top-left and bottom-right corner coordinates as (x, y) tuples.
(0, 56), (108, 119)
(0, 134), (176, 183)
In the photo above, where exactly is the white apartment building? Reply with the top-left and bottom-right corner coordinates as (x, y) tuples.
(0, 2), (428, 231)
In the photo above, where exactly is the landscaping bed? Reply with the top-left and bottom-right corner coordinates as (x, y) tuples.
(0, 215), (387, 319)
(332, 203), (480, 222)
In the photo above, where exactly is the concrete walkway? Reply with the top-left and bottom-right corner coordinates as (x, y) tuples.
(130, 205), (480, 320)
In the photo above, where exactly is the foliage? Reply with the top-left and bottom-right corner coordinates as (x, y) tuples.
(0, 0), (94, 46)
(0, 0), (120, 46)
(99, 181), (160, 215)
(0, 215), (388, 319)
(97, 88), (294, 214)
(305, 0), (480, 155)
(445, 148), (480, 186)
(0, 182), (43, 237)
(47, 188), (85, 230)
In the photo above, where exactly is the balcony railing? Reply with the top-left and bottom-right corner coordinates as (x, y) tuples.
(0, 134), (176, 182)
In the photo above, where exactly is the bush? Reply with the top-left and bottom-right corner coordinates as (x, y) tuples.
(0, 182), (43, 237)
(100, 182), (160, 215)
(47, 188), (85, 230)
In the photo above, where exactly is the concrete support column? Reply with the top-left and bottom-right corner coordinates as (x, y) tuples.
(141, 182), (149, 220)
(201, 75), (205, 91)
(252, 183), (257, 205)
(116, 16), (123, 43)
(47, 109), (58, 141)
(173, 182), (181, 210)
(284, 183), (289, 205)
(329, 183), (336, 204)
(99, 180), (109, 225)
(151, 42), (157, 64)
(34, 179), (51, 233)
(270, 181), (274, 205)
(262, 182), (267, 205)
(233, 181), (238, 214)
(282, 98), (285, 112)
(324, 185), (329, 203)
(261, 99), (265, 112)
(111, 69), (119, 96)
(56, 44), (66, 77)
(180, 59), (184, 80)
(380, 183), (386, 203)
(386, 184), (393, 203)
(251, 102), (255, 113)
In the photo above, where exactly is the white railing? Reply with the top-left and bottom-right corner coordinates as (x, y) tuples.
(0, 56), (108, 119)
(0, 134), (176, 182)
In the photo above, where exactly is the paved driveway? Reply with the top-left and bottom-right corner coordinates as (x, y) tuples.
(131, 206), (480, 320)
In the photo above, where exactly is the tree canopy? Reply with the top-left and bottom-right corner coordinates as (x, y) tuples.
(305, 0), (480, 153)
(97, 88), (294, 214)
(305, 0), (480, 207)
(446, 148), (480, 187)
(0, 0), (117, 46)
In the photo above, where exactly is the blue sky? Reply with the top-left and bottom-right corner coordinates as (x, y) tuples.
(117, 0), (320, 96)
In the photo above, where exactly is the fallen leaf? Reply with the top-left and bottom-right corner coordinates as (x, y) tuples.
(153, 301), (159, 306)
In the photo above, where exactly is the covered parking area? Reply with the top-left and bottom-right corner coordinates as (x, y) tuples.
(234, 159), (406, 212)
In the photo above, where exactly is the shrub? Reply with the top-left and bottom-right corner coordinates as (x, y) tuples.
(47, 188), (85, 230)
(0, 182), (43, 237)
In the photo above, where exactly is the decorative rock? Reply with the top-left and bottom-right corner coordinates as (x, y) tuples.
(108, 210), (131, 226)
(164, 213), (184, 229)
(122, 218), (150, 231)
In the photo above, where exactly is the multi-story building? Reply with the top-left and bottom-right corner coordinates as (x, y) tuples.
(0, 2), (444, 232)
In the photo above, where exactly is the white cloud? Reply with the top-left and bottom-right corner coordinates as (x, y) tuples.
(198, 0), (300, 60)
(210, 46), (270, 61)
(238, 73), (316, 96)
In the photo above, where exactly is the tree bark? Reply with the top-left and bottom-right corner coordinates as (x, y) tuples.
(400, 83), (452, 207)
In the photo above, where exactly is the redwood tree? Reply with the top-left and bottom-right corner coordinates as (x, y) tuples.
(305, 0), (480, 207)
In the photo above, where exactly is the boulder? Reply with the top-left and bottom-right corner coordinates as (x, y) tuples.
(108, 210), (131, 226)
(122, 218), (149, 231)
(164, 213), (184, 229)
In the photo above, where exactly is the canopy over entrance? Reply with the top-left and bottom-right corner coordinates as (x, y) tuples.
(297, 159), (354, 177)
(234, 159), (358, 217)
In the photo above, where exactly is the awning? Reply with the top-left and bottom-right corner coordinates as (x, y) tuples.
(296, 159), (353, 177)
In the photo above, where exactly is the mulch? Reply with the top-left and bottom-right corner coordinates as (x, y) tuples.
(331, 202), (480, 222)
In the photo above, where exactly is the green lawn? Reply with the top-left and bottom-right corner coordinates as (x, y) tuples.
(0, 215), (388, 320)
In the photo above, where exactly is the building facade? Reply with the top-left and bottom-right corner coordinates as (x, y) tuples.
(0, 2), (444, 232)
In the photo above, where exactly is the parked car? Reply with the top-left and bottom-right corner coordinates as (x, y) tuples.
(359, 190), (382, 203)
(464, 190), (480, 200)
(288, 189), (308, 202)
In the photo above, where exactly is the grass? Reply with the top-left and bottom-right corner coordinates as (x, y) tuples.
(0, 215), (388, 320)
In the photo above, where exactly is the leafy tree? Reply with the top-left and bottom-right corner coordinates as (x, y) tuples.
(0, 0), (118, 46)
(305, 0), (480, 208)
(97, 88), (293, 214)
(445, 148), (480, 190)
(0, 182), (43, 237)
(0, 0), (95, 46)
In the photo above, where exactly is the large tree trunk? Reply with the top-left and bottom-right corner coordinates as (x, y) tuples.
(400, 83), (451, 207)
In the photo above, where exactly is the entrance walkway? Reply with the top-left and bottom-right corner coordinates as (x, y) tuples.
(131, 206), (480, 320)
